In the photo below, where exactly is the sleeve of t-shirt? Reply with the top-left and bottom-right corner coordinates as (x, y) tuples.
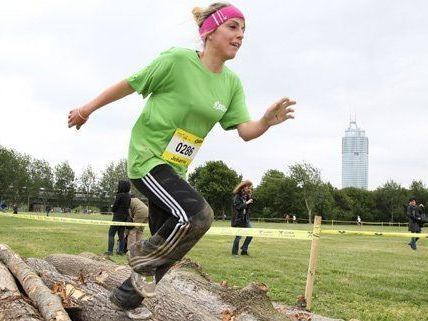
(127, 49), (175, 98)
(219, 76), (251, 130)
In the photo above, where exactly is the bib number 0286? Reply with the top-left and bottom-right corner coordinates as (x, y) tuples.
(162, 128), (203, 166)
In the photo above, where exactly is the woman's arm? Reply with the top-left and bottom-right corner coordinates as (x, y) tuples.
(237, 97), (296, 141)
(68, 80), (135, 130)
(233, 195), (247, 211)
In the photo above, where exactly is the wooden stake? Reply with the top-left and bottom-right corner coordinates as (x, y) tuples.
(304, 215), (322, 310)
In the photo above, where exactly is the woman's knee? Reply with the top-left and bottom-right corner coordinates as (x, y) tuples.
(190, 203), (213, 236)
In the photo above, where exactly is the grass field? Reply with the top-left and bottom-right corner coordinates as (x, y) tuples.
(0, 212), (427, 321)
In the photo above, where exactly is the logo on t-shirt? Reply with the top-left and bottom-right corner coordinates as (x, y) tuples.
(212, 101), (227, 112)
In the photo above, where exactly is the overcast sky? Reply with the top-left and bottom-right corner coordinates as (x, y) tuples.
(1, 0), (427, 190)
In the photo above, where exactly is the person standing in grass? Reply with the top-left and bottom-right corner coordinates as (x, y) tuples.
(407, 196), (423, 250)
(231, 180), (253, 256)
(68, 2), (296, 311)
(356, 215), (362, 226)
(125, 195), (149, 252)
(105, 180), (131, 256)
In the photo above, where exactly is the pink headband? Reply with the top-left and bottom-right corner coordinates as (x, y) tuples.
(199, 5), (245, 40)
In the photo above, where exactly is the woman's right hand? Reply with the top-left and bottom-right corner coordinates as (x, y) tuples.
(68, 107), (90, 130)
(246, 199), (253, 205)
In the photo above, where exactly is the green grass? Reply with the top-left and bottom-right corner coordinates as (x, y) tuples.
(0, 213), (427, 321)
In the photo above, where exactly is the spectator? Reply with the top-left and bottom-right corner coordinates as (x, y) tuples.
(407, 196), (423, 250)
(105, 180), (131, 256)
(12, 204), (18, 214)
(284, 213), (290, 224)
(292, 215), (297, 224)
(45, 205), (51, 217)
(231, 180), (253, 256)
(125, 195), (149, 252)
(0, 201), (7, 213)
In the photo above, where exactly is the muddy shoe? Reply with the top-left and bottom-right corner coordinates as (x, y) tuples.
(109, 278), (144, 311)
(126, 306), (153, 320)
(131, 271), (156, 298)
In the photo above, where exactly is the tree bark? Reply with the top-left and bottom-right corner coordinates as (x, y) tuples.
(0, 262), (44, 321)
(41, 254), (291, 321)
(44, 253), (131, 291)
(0, 244), (71, 321)
(1, 247), (329, 321)
(25, 258), (134, 321)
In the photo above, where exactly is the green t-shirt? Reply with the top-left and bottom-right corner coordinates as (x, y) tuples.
(127, 47), (250, 179)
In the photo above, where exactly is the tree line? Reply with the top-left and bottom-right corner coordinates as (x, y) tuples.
(0, 146), (131, 211)
(1, 145), (427, 222)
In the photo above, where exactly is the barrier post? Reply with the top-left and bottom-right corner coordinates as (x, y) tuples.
(304, 215), (322, 310)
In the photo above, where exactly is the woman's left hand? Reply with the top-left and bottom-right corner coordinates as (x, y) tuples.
(262, 97), (296, 126)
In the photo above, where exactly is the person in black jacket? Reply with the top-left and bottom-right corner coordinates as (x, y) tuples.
(231, 180), (253, 256)
(407, 196), (423, 250)
(105, 180), (131, 255)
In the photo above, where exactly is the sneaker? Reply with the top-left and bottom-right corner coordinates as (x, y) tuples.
(241, 250), (249, 256)
(109, 286), (144, 311)
(131, 271), (156, 298)
(104, 251), (113, 256)
(125, 307), (152, 320)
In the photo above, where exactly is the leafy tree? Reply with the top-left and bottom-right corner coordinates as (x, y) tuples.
(408, 180), (428, 206)
(373, 180), (406, 222)
(54, 161), (76, 209)
(79, 165), (97, 209)
(26, 158), (54, 210)
(98, 159), (130, 199)
(253, 170), (299, 218)
(0, 146), (17, 201)
(330, 187), (353, 220)
(313, 182), (335, 220)
(342, 187), (375, 222)
(289, 162), (323, 224)
(188, 161), (241, 217)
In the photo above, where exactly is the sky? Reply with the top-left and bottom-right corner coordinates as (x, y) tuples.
(1, 0), (427, 190)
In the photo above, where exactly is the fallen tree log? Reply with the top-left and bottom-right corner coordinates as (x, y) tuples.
(0, 244), (71, 321)
(42, 254), (291, 321)
(1, 247), (341, 321)
(44, 253), (131, 291)
(0, 261), (44, 321)
(25, 258), (138, 321)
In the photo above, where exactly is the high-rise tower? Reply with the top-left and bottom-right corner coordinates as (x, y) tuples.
(342, 120), (368, 189)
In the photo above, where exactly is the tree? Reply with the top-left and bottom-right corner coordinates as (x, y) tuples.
(0, 146), (17, 201)
(374, 180), (406, 222)
(342, 187), (375, 222)
(98, 159), (130, 199)
(409, 180), (428, 206)
(79, 165), (97, 210)
(54, 161), (76, 209)
(289, 162), (323, 224)
(27, 158), (54, 210)
(330, 187), (353, 220)
(253, 170), (299, 218)
(188, 161), (241, 217)
(313, 183), (335, 220)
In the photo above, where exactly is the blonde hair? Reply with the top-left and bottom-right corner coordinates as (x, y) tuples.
(233, 180), (253, 195)
(192, 2), (231, 27)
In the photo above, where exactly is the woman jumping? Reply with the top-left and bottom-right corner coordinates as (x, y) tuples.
(68, 2), (296, 311)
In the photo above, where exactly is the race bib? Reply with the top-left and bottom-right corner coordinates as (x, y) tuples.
(162, 128), (203, 166)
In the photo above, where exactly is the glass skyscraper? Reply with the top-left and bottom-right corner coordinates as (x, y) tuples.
(342, 120), (368, 189)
